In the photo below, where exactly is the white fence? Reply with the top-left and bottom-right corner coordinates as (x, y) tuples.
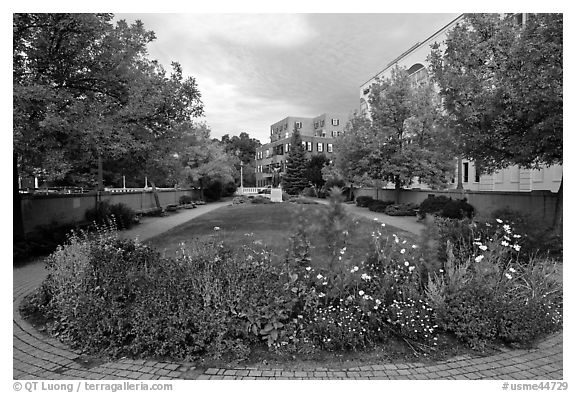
(235, 187), (265, 195)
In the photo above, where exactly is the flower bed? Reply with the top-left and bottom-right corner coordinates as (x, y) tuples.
(21, 193), (562, 362)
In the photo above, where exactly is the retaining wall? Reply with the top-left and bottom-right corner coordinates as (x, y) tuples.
(355, 188), (559, 226)
(20, 189), (200, 234)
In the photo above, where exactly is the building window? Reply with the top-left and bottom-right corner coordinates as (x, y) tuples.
(266, 149), (270, 158)
(327, 143), (333, 153)
(306, 141), (312, 152)
(475, 170), (480, 183)
(295, 121), (302, 129)
(321, 132), (326, 138)
(317, 143), (323, 152)
(285, 143), (290, 153)
(320, 120), (325, 127)
(332, 118), (339, 126)
(285, 132), (289, 139)
(314, 122), (318, 129)
(463, 162), (469, 183)
(363, 87), (370, 96)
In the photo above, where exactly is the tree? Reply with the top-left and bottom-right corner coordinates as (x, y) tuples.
(429, 13), (563, 228)
(282, 127), (308, 195)
(305, 154), (331, 191)
(219, 132), (261, 187)
(178, 122), (238, 201)
(13, 14), (203, 187)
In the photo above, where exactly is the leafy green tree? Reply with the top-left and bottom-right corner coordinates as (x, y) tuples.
(219, 132), (261, 186)
(178, 122), (238, 200)
(282, 127), (308, 194)
(429, 13), (563, 227)
(305, 154), (330, 190)
(13, 14), (203, 187)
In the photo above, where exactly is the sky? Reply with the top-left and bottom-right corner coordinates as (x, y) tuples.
(114, 13), (461, 144)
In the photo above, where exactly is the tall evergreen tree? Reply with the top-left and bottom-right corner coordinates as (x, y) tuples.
(282, 127), (308, 194)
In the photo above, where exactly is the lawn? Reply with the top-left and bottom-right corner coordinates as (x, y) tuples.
(146, 202), (418, 266)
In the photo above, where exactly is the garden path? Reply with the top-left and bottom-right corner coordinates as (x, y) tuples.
(312, 198), (425, 236)
(13, 200), (563, 380)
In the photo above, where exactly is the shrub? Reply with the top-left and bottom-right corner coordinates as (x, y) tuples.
(491, 208), (562, 261)
(301, 187), (317, 198)
(85, 201), (137, 229)
(355, 196), (375, 207)
(440, 198), (474, 219)
(384, 203), (419, 216)
(250, 196), (272, 204)
(179, 195), (194, 205)
(233, 196), (249, 204)
(418, 195), (451, 219)
(367, 200), (395, 212)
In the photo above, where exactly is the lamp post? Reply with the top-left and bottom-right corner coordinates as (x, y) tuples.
(240, 161), (244, 194)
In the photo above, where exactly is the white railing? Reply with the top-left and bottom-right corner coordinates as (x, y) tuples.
(235, 187), (265, 195)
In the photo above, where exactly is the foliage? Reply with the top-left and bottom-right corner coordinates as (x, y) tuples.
(85, 201), (137, 229)
(367, 200), (395, 212)
(301, 187), (317, 198)
(251, 196), (272, 204)
(429, 13), (562, 171)
(417, 195), (452, 219)
(384, 203), (419, 216)
(424, 218), (562, 349)
(282, 127), (309, 195)
(178, 195), (194, 205)
(355, 196), (376, 208)
(490, 208), (562, 261)
(440, 199), (475, 219)
(13, 14), (204, 188)
(305, 154), (331, 190)
(219, 132), (261, 187)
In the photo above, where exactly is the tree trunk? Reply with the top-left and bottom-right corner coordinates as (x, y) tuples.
(13, 153), (25, 243)
(150, 180), (161, 210)
(552, 175), (562, 234)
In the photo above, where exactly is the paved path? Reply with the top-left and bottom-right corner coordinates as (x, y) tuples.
(312, 199), (425, 236)
(13, 201), (563, 380)
(118, 200), (231, 242)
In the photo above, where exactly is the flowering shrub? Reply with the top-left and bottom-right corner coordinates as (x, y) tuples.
(22, 196), (562, 362)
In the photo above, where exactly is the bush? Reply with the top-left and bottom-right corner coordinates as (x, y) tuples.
(355, 196), (375, 207)
(85, 201), (137, 229)
(179, 195), (194, 205)
(418, 195), (452, 219)
(367, 200), (395, 212)
(301, 187), (317, 198)
(441, 199), (474, 219)
(383, 203), (419, 216)
(491, 208), (562, 261)
(250, 196), (272, 204)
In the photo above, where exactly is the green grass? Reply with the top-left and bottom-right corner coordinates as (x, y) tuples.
(146, 202), (417, 267)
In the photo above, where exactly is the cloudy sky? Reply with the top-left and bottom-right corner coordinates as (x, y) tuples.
(115, 13), (460, 144)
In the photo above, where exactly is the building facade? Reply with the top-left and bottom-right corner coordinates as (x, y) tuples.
(255, 113), (346, 187)
(359, 14), (562, 193)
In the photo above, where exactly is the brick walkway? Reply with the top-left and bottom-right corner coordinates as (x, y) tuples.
(13, 203), (563, 380)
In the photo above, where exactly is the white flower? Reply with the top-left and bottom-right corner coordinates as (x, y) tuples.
(513, 234), (522, 239)
(505, 273), (512, 280)
(359, 290), (365, 296)
(475, 255), (484, 263)
(361, 273), (372, 281)
(501, 240), (509, 247)
(381, 223), (386, 227)
(412, 245), (417, 249)
(375, 299), (382, 305)
(318, 292), (325, 298)
(317, 274), (323, 280)
(509, 267), (516, 273)
(323, 281), (328, 285)
(373, 218), (379, 221)
(439, 269), (444, 273)
(496, 218), (503, 223)
(353, 266), (359, 272)
(404, 261), (409, 267)
(513, 244), (521, 252)
(213, 226), (221, 231)
(306, 266), (312, 271)
(400, 249), (406, 254)
(408, 266), (416, 272)
(479, 245), (488, 251)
